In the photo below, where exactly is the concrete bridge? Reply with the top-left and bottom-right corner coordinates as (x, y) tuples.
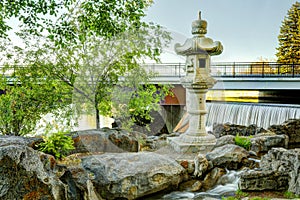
(145, 62), (300, 90)
(144, 62), (300, 105)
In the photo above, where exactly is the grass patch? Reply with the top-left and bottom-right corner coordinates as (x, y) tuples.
(234, 134), (252, 150)
(284, 191), (300, 199)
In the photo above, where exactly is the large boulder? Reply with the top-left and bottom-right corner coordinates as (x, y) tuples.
(239, 148), (300, 195)
(0, 135), (42, 149)
(213, 123), (266, 138)
(268, 119), (300, 147)
(250, 133), (288, 155)
(105, 129), (142, 152)
(72, 129), (144, 154)
(260, 148), (300, 195)
(206, 144), (250, 170)
(239, 170), (288, 191)
(214, 135), (235, 148)
(76, 152), (187, 200)
(0, 145), (66, 199)
(201, 167), (226, 191)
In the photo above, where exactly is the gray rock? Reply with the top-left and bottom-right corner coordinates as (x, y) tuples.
(250, 133), (288, 154)
(206, 144), (250, 170)
(72, 129), (144, 154)
(201, 167), (226, 191)
(268, 119), (300, 147)
(179, 180), (202, 192)
(80, 152), (187, 200)
(239, 169), (289, 191)
(194, 153), (209, 177)
(106, 129), (141, 152)
(239, 148), (300, 195)
(260, 148), (300, 195)
(0, 135), (43, 149)
(213, 123), (266, 138)
(214, 135), (235, 148)
(0, 145), (66, 200)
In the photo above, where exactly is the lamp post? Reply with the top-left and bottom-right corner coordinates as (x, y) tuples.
(168, 11), (223, 153)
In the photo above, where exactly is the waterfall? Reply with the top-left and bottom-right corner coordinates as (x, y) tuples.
(157, 170), (242, 200)
(206, 102), (300, 129)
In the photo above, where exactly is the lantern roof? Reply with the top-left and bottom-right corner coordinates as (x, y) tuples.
(175, 11), (223, 56)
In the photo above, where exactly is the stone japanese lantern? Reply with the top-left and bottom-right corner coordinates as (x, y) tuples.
(169, 11), (223, 153)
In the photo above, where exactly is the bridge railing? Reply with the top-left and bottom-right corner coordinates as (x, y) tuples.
(1, 62), (300, 79)
(143, 62), (300, 78)
(211, 62), (300, 77)
(143, 63), (185, 77)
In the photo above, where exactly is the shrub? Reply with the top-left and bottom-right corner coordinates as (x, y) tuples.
(235, 134), (252, 150)
(235, 189), (249, 198)
(38, 130), (75, 159)
(284, 191), (299, 199)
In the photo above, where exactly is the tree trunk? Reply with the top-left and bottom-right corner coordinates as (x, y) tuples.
(95, 102), (100, 129)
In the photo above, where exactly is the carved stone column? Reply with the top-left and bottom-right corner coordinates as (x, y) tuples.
(168, 11), (223, 153)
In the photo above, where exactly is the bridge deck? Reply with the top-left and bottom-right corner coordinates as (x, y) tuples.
(145, 62), (300, 90)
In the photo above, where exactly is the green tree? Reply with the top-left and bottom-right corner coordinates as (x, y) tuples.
(276, 1), (300, 73)
(0, 0), (171, 133)
(0, 0), (153, 44)
(39, 24), (171, 129)
(0, 63), (72, 135)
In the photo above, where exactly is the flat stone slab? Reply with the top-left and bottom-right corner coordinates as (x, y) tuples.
(167, 135), (215, 154)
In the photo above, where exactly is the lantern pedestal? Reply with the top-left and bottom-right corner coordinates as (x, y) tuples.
(168, 85), (216, 153)
(168, 11), (222, 154)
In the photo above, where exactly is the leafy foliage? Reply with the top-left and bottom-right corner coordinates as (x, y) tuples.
(234, 134), (252, 150)
(0, 0), (153, 47)
(284, 191), (299, 199)
(235, 189), (249, 198)
(44, 24), (171, 129)
(0, 0), (171, 134)
(0, 64), (72, 135)
(276, 2), (300, 73)
(38, 130), (75, 159)
(112, 67), (173, 130)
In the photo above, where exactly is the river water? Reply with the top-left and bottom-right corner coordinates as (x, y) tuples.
(144, 170), (243, 200)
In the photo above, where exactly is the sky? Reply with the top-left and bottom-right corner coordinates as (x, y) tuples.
(143, 0), (298, 63)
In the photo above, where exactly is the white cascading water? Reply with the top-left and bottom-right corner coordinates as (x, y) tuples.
(161, 170), (243, 200)
(206, 102), (300, 129)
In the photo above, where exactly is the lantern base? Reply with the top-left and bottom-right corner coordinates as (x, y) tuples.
(167, 133), (216, 154)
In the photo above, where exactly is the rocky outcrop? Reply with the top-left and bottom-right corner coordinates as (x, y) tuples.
(213, 123), (266, 138)
(77, 152), (188, 200)
(268, 119), (300, 148)
(250, 133), (288, 155)
(201, 167), (226, 191)
(0, 135), (188, 200)
(0, 135), (42, 149)
(72, 129), (145, 153)
(214, 135), (235, 148)
(0, 145), (66, 200)
(260, 148), (300, 195)
(239, 148), (300, 195)
(239, 170), (289, 191)
(105, 129), (142, 152)
(206, 144), (250, 170)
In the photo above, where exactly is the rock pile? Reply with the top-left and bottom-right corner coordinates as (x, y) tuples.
(239, 148), (300, 195)
(1, 119), (300, 199)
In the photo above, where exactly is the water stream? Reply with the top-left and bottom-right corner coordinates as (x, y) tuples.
(145, 170), (243, 200)
(206, 102), (300, 129)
